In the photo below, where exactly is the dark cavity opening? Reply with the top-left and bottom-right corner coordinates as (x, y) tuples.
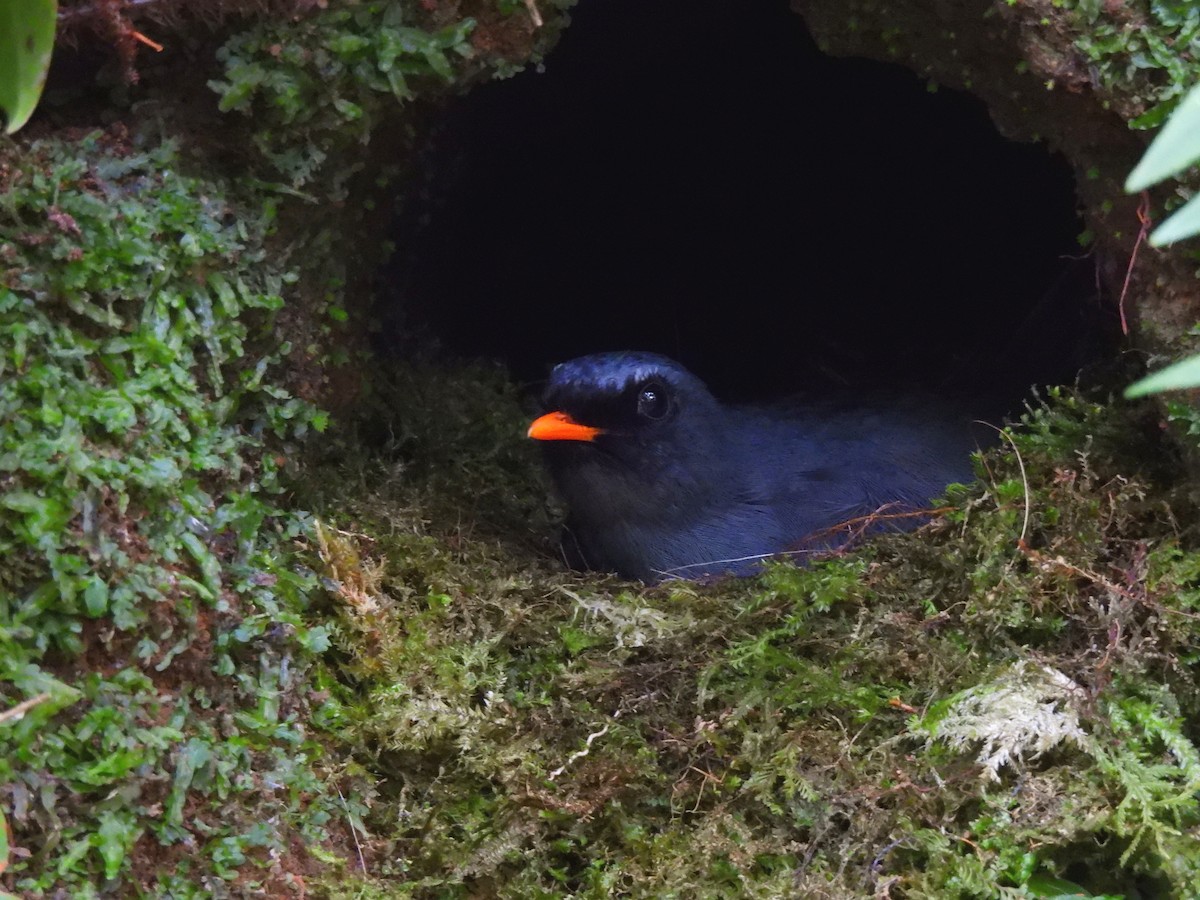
(381, 0), (1109, 411)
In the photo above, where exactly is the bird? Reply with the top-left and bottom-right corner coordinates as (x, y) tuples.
(527, 351), (978, 582)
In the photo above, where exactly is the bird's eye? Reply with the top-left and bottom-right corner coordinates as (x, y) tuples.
(637, 381), (670, 420)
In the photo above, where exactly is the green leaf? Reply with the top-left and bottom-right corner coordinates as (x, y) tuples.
(386, 69), (410, 100)
(1125, 353), (1200, 398)
(179, 532), (221, 599)
(94, 811), (137, 880)
(422, 46), (454, 81)
(1149, 190), (1200, 246)
(1026, 871), (1092, 897)
(83, 576), (109, 617)
(1, 490), (70, 539)
(0, 0), (57, 134)
(165, 738), (212, 826)
(1127, 83), (1200, 191)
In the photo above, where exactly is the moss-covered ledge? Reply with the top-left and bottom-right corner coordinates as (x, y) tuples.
(302, 370), (1200, 898)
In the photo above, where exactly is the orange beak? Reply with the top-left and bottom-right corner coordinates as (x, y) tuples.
(528, 410), (603, 442)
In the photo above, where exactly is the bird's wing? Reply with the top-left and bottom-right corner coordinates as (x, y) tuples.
(739, 407), (971, 540)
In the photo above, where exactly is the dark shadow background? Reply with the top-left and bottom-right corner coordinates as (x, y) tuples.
(381, 0), (1111, 411)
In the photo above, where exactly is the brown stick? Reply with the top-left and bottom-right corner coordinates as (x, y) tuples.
(0, 693), (51, 725)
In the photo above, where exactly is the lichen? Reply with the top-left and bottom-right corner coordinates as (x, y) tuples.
(918, 662), (1090, 781)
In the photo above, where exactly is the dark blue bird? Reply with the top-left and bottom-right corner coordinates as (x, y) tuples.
(528, 351), (977, 582)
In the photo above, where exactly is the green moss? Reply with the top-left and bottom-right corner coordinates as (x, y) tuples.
(5, 141), (1198, 896)
(210, 4), (477, 186)
(298, 363), (1200, 898)
(6, 2), (1200, 896)
(1064, 0), (1200, 128)
(0, 132), (335, 893)
(1, 2), (570, 889)
(207, 0), (573, 188)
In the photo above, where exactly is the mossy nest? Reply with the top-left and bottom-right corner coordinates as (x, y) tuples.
(300, 359), (1200, 898)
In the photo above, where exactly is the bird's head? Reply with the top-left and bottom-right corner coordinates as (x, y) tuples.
(528, 352), (731, 526)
